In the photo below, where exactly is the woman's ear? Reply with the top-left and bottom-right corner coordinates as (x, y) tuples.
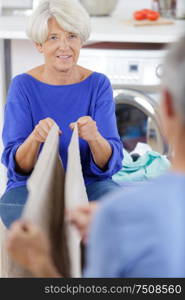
(35, 43), (43, 54)
(160, 88), (176, 144)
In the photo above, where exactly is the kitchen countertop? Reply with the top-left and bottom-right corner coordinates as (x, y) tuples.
(0, 15), (185, 43)
(90, 17), (185, 43)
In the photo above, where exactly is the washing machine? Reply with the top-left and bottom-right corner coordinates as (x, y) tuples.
(78, 48), (167, 154)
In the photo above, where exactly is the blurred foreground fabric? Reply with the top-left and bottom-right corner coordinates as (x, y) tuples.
(0, 124), (88, 277)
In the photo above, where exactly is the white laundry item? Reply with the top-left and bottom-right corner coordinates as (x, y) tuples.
(1, 124), (69, 277)
(65, 124), (89, 277)
(1, 123), (88, 277)
(23, 123), (70, 277)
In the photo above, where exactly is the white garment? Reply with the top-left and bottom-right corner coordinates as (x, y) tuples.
(1, 123), (88, 277)
(65, 124), (88, 277)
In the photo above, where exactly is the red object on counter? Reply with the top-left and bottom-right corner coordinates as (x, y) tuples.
(133, 11), (146, 21)
(146, 11), (160, 21)
(141, 9), (153, 18)
(133, 9), (160, 21)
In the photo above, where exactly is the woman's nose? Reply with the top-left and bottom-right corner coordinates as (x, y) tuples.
(58, 37), (70, 51)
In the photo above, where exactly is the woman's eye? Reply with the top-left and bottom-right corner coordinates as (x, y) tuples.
(50, 36), (58, 40)
(69, 34), (77, 39)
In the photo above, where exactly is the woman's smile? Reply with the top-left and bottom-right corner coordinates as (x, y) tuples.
(56, 54), (73, 62)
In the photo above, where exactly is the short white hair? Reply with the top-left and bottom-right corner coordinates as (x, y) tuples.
(162, 35), (185, 123)
(26, 0), (91, 44)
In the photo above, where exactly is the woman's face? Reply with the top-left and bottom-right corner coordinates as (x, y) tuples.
(37, 18), (82, 72)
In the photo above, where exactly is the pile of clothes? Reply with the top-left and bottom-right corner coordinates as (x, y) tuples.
(113, 144), (170, 184)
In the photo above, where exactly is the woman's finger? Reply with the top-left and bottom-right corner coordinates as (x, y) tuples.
(39, 120), (62, 136)
(40, 123), (51, 133)
(45, 118), (55, 128)
(37, 128), (48, 139)
(78, 116), (92, 125)
(34, 131), (46, 142)
(69, 122), (76, 130)
(77, 119), (89, 127)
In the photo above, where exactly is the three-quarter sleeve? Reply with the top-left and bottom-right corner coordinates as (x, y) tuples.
(89, 76), (123, 178)
(1, 77), (34, 185)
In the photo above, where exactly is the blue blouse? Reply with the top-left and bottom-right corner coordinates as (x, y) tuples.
(1, 72), (123, 192)
(84, 172), (185, 277)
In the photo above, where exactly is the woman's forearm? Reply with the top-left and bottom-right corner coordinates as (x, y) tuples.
(15, 134), (41, 173)
(88, 133), (112, 169)
(15, 118), (60, 173)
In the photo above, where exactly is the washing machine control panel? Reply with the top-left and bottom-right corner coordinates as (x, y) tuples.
(78, 48), (166, 87)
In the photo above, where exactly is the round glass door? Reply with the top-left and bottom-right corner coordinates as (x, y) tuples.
(116, 103), (147, 152)
(114, 90), (166, 154)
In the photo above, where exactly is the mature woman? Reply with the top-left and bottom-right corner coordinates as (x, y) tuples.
(0, 0), (123, 228)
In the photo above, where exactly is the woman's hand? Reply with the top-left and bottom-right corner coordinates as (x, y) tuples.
(6, 220), (61, 277)
(15, 118), (62, 173)
(66, 202), (98, 244)
(70, 116), (100, 142)
(31, 117), (62, 143)
(70, 116), (112, 169)
(6, 220), (51, 270)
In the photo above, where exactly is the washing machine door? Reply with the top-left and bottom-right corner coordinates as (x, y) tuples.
(114, 89), (166, 154)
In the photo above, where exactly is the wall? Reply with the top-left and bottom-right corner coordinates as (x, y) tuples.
(113, 0), (152, 18)
(2, 0), (152, 13)
(11, 40), (44, 77)
(2, 0), (32, 8)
